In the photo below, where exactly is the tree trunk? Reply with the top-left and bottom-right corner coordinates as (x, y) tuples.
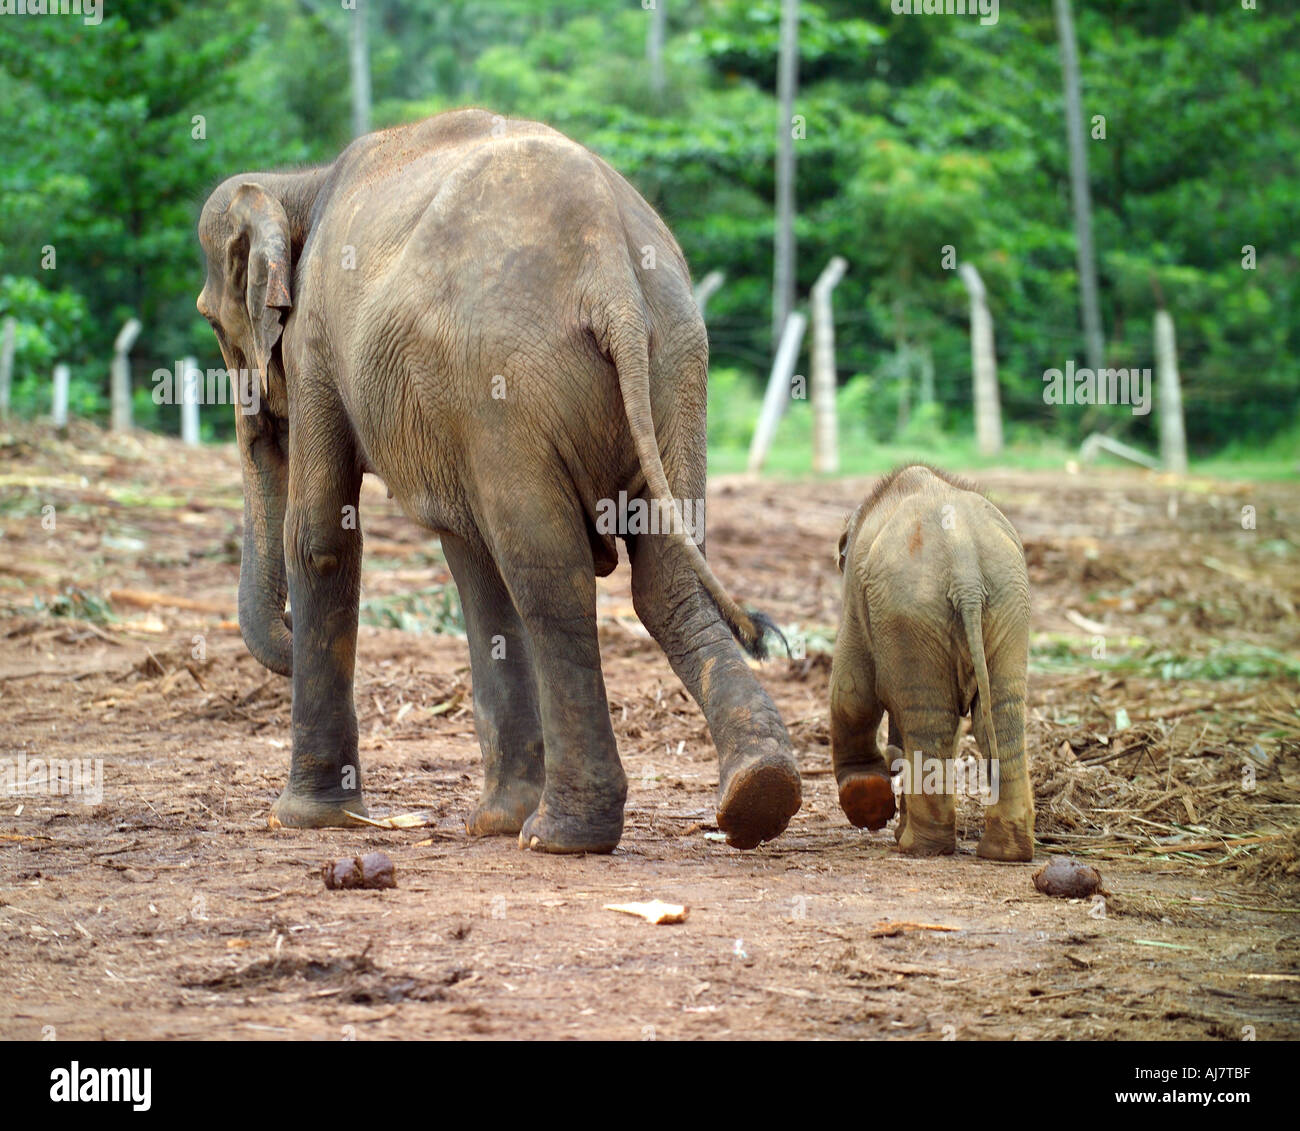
(647, 0), (666, 97)
(1054, 0), (1105, 373)
(772, 0), (799, 346)
(349, 0), (371, 138)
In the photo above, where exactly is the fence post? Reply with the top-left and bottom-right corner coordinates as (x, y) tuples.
(693, 270), (725, 319)
(810, 256), (847, 474)
(52, 363), (69, 433)
(958, 262), (1002, 456)
(747, 311), (806, 474)
(0, 317), (14, 420)
(111, 317), (142, 433)
(917, 342), (935, 408)
(1154, 308), (1186, 474)
(181, 356), (201, 446)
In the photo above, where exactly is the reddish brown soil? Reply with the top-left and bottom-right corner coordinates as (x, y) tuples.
(1, 424), (1296, 1040)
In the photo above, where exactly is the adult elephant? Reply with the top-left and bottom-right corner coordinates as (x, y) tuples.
(196, 109), (801, 853)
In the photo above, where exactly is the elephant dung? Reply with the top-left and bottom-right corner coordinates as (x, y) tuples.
(1032, 856), (1103, 899)
(323, 851), (397, 891)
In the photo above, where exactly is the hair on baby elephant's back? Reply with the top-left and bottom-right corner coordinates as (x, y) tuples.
(858, 463), (986, 517)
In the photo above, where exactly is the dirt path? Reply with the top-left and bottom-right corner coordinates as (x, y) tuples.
(1, 425), (1296, 1039)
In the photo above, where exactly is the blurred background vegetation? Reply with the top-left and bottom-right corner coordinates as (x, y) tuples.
(0, 0), (1295, 471)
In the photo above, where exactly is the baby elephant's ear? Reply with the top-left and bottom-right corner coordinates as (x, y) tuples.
(226, 183), (293, 392)
(836, 523), (850, 574)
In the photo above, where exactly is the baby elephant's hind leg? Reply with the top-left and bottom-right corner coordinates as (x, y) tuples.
(975, 692), (1035, 862)
(829, 616), (896, 831)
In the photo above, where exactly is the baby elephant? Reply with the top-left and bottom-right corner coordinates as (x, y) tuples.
(830, 465), (1033, 861)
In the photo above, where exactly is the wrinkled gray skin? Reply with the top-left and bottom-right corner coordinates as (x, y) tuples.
(195, 109), (800, 853)
(830, 465), (1034, 861)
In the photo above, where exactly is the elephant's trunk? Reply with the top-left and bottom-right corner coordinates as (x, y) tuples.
(237, 409), (293, 676)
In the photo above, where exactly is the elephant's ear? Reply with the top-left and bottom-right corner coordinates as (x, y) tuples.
(225, 183), (293, 395)
(836, 524), (850, 574)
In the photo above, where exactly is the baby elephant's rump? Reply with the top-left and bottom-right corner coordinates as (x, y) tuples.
(830, 465), (1034, 861)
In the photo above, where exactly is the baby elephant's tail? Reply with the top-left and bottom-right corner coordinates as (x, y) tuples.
(953, 591), (999, 763)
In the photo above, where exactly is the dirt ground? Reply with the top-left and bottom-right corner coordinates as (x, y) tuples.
(1, 422), (1297, 1041)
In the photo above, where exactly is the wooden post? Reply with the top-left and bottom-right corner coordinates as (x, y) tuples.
(693, 270), (725, 318)
(958, 262), (1002, 456)
(1080, 432), (1159, 471)
(810, 256), (846, 474)
(110, 317), (141, 433)
(1155, 308), (1187, 474)
(772, 0), (799, 344)
(181, 356), (201, 446)
(748, 311), (806, 474)
(51, 363), (69, 432)
(0, 317), (14, 420)
(917, 342), (935, 408)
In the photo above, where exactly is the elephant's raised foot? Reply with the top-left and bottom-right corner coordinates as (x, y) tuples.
(269, 788), (367, 829)
(977, 815), (1034, 862)
(716, 752), (802, 850)
(467, 783), (543, 837)
(518, 802), (623, 854)
(838, 772), (896, 831)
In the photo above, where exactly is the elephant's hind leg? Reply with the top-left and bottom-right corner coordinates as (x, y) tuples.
(443, 534), (545, 836)
(483, 496), (626, 854)
(975, 688), (1035, 862)
(628, 522), (801, 850)
(880, 643), (960, 856)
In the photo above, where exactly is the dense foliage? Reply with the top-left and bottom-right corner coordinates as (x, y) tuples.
(1, 0), (1295, 455)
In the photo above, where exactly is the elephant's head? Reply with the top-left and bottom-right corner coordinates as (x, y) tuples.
(197, 180), (296, 676)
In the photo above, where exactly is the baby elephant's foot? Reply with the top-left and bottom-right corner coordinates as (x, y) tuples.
(467, 780), (543, 837)
(838, 771), (896, 831)
(717, 747), (802, 850)
(977, 814), (1034, 862)
(518, 792), (624, 854)
(270, 787), (367, 829)
(896, 818), (956, 857)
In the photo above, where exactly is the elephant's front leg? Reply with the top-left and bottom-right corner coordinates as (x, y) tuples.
(629, 529), (801, 849)
(270, 449), (366, 828)
(442, 534), (545, 836)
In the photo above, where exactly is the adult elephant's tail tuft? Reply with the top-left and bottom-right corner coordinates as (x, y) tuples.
(603, 304), (784, 662)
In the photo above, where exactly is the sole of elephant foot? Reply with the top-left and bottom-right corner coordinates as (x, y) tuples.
(269, 791), (367, 829)
(838, 772), (896, 831)
(716, 754), (802, 850)
(977, 817), (1035, 862)
(517, 806), (623, 855)
(466, 789), (543, 837)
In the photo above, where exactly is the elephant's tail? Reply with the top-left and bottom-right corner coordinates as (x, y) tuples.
(606, 313), (782, 660)
(953, 588), (1000, 764)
